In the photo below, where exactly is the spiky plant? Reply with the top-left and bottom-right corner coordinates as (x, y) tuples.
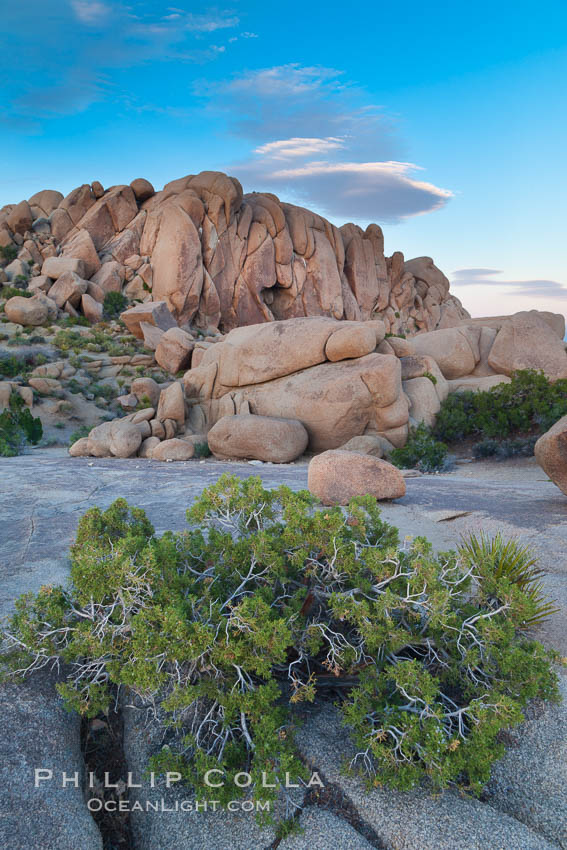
(459, 532), (558, 628)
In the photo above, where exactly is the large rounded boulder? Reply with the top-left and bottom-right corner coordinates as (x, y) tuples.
(308, 450), (406, 505)
(208, 414), (308, 463)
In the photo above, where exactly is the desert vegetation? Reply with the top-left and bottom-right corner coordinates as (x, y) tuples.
(2, 475), (559, 817)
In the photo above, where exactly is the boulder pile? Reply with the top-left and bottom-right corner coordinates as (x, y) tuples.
(0, 171), (469, 333)
(66, 307), (567, 467)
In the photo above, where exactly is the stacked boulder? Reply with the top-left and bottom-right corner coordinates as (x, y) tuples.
(1, 171), (469, 333)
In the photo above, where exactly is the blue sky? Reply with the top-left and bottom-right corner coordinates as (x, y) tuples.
(1, 0), (566, 320)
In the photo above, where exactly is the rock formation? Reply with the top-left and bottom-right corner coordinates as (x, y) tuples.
(0, 171), (469, 334)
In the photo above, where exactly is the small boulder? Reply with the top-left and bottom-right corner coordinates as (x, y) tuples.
(6, 200), (33, 235)
(140, 322), (164, 351)
(156, 381), (185, 426)
(150, 438), (195, 461)
(109, 419), (142, 458)
(130, 178), (155, 203)
(403, 376), (441, 429)
(48, 271), (88, 308)
(488, 311), (567, 381)
(155, 327), (194, 374)
(138, 436), (161, 457)
(325, 324), (377, 362)
(120, 301), (177, 339)
(81, 293), (103, 323)
(534, 415), (567, 496)
(68, 437), (90, 457)
(131, 377), (161, 409)
(41, 256), (87, 280)
(4, 295), (48, 326)
(308, 450), (406, 504)
(208, 414), (308, 463)
(91, 261), (124, 294)
(86, 421), (113, 457)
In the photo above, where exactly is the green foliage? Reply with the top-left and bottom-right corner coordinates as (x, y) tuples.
(1, 285), (33, 299)
(434, 370), (567, 443)
(472, 436), (538, 460)
(459, 533), (559, 628)
(90, 382), (115, 402)
(13, 274), (29, 287)
(390, 423), (448, 472)
(0, 244), (18, 263)
(2, 477), (559, 807)
(69, 424), (92, 445)
(423, 371), (437, 385)
(103, 291), (128, 320)
(0, 352), (46, 379)
(0, 391), (43, 456)
(193, 440), (211, 458)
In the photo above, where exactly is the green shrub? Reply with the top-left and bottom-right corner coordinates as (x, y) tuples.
(472, 436), (538, 460)
(69, 424), (92, 445)
(390, 423), (448, 472)
(434, 370), (567, 443)
(103, 291), (128, 320)
(459, 533), (558, 628)
(13, 274), (29, 288)
(1, 285), (33, 299)
(1, 476), (559, 807)
(0, 392), (43, 456)
(423, 371), (437, 385)
(193, 440), (211, 458)
(0, 244), (18, 263)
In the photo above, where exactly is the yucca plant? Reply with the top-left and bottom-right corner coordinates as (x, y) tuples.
(459, 532), (558, 628)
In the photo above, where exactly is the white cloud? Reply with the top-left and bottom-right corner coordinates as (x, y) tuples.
(254, 137), (346, 158)
(215, 65), (453, 223)
(70, 0), (110, 25)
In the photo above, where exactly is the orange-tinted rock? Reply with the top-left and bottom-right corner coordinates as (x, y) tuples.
(308, 450), (406, 504)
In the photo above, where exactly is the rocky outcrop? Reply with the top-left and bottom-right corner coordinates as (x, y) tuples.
(183, 318), (408, 451)
(1, 170), (469, 333)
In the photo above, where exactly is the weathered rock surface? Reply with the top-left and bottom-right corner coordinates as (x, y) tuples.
(0, 671), (103, 850)
(5, 170), (470, 334)
(208, 414), (309, 462)
(155, 327), (194, 373)
(4, 294), (49, 325)
(295, 704), (558, 850)
(535, 414), (567, 495)
(308, 450), (406, 504)
(338, 434), (394, 457)
(121, 300), (177, 338)
(488, 311), (567, 380)
(412, 326), (480, 379)
(150, 437), (195, 461)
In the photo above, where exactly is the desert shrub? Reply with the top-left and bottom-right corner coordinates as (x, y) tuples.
(0, 352), (46, 379)
(459, 532), (558, 628)
(90, 382), (115, 402)
(472, 436), (539, 460)
(423, 371), (437, 385)
(1, 285), (33, 299)
(434, 370), (567, 443)
(390, 423), (448, 472)
(193, 440), (211, 458)
(69, 424), (92, 445)
(0, 244), (18, 264)
(1, 475), (559, 808)
(103, 291), (128, 320)
(54, 329), (85, 352)
(13, 274), (29, 288)
(0, 391), (43, 456)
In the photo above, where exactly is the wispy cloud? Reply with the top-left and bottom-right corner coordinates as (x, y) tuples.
(3, 3), (241, 122)
(70, 0), (110, 25)
(451, 269), (567, 299)
(208, 64), (452, 223)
